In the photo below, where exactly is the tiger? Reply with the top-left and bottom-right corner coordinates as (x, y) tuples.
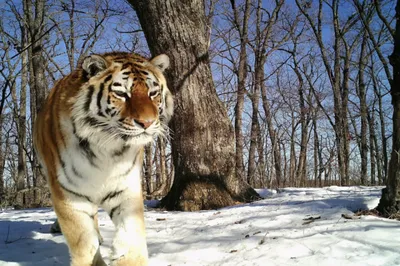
(33, 51), (173, 266)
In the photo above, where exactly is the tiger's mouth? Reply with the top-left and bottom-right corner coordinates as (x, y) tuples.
(119, 129), (160, 142)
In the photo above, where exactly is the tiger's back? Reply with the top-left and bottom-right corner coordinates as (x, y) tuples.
(34, 52), (173, 266)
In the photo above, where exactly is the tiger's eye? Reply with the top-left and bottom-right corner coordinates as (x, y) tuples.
(149, 91), (159, 97)
(113, 91), (126, 98)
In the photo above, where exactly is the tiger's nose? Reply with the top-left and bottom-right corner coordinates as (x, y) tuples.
(134, 119), (155, 129)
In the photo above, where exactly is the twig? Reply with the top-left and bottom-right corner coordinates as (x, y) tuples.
(4, 224), (29, 244)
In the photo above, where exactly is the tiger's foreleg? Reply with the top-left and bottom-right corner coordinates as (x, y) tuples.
(52, 193), (106, 266)
(94, 212), (104, 245)
(106, 194), (148, 266)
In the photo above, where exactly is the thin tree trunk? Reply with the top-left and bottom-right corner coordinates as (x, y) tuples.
(247, 58), (263, 186)
(376, 0), (400, 216)
(256, 123), (265, 188)
(231, 0), (251, 183)
(130, 0), (259, 211)
(371, 62), (388, 181)
(292, 49), (308, 187)
(26, 0), (47, 188)
(11, 77), (25, 191)
(261, 92), (282, 188)
(0, 115), (4, 201)
(289, 119), (297, 187)
(144, 145), (152, 195)
(358, 34), (368, 185)
(368, 109), (377, 185)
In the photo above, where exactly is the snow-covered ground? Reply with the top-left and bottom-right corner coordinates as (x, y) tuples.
(1, 186), (399, 266)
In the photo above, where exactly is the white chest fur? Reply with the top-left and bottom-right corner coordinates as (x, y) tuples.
(57, 127), (143, 206)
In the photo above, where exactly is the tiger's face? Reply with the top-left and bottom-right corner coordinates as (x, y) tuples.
(71, 52), (173, 147)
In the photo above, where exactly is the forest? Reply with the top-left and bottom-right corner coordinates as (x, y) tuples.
(0, 0), (398, 211)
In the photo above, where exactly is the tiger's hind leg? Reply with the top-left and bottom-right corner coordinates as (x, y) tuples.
(53, 195), (106, 266)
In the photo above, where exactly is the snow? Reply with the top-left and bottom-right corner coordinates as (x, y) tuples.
(1, 186), (400, 266)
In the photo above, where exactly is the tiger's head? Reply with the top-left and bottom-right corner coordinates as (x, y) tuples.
(71, 52), (173, 147)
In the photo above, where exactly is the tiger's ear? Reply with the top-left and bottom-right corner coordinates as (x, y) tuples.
(82, 54), (108, 77)
(150, 54), (170, 72)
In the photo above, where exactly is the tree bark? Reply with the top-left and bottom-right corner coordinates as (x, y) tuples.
(130, 0), (259, 211)
(25, 0), (47, 188)
(368, 109), (377, 185)
(230, 0), (251, 183)
(152, 138), (169, 196)
(144, 145), (152, 195)
(358, 34), (368, 185)
(292, 44), (309, 187)
(376, 0), (400, 216)
(247, 58), (262, 187)
(371, 61), (388, 181)
(0, 115), (4, 202)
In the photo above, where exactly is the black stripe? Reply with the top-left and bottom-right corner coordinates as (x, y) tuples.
(120, 134), (131, 141)
(58, 155), (76, 186)
(122, 71), (132, 75)
(89, 212), (96, 219)
(77, 137), (97, 167)
(97, 83), (105, 117)
(110, 204), (121, 220)
(104, 74), (112, 83)
(59, 182), (92, 203)
(119, 162), (135, 178)
(122, 63), (132, 69)
(85, 86), (95, 112)
(101, 127), (114, 135)
(84, 116), (102, 127)
(71, 165), (84, 179)
(101, 190), (125, 205)
(114, 152), (139, 178)
(113, 82), (122, 87)
(112, 145), (130, 157)
(72, 119), (77, 135)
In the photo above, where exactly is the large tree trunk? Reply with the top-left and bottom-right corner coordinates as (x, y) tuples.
(130, 0), (259, 211)
(376, 0), (400, 216)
